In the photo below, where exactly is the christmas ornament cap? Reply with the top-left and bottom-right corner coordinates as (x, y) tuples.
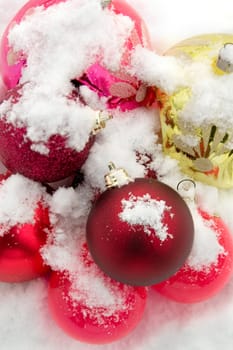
(92, 111), (112, 135)
(176, 178), (196, 203)
(104, 162), (133, 188)
(101, 0), (112, 8)
(216, 43), (233, 73)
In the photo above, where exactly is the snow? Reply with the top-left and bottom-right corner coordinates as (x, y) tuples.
(187, 205), (225, 270)
(1, 0), (233, 349)
(84, 108), (158, 190)
(130, 46), (185, 93)
(0, 174), (47, 235)
(69, 266), (125, 310)
(41, 185), (93, 271)
(119, 193), (173, 241)
(131, 42), (233, 130)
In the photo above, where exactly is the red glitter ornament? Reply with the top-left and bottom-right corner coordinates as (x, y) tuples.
(0, 194), (51, 283)
(86, 164), (194, 286)
(48, 244), (147, 344)
(0, 87), (95, 182)
(153, 209), (233, 303)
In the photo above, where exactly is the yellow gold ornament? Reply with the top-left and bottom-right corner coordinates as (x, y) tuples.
(158, 34), (233, 188)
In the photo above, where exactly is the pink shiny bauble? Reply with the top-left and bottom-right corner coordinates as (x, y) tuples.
(153, 210), (233, 303)
(0, 0), (149, 89)
(0, 0), (156, 110)
(77, 0), (156, 111)
(48, 245), (147, 344)
(0, 201), (50, 283)
(86, 178), (194, 286)
(0, 87), (94, 182)
(0, 0), (66, 89)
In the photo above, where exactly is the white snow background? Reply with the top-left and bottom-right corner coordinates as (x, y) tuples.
(1, 0), (233, 349)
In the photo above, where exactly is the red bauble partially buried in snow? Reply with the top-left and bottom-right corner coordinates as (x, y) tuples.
(0, 87), (94, 183)
(0, 202), (50, 283)
(48, 245), (147, 344)
(86, 178), (194, 286)
(153, 210), (233, 303)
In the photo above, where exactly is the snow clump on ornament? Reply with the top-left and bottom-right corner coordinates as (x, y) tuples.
(0, 0), (151, 182)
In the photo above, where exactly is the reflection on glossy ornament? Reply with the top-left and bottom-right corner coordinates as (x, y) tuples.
(157, 34), (233, 188)
(86, 164), (194, 286)
(153, 210), (233, 303)
(0, 202), (50, 283)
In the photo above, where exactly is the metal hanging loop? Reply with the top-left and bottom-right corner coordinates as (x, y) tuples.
(177, 178), (196, 203)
